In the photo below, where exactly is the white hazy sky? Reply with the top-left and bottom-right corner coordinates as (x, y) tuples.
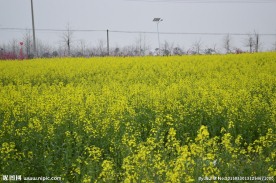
(1, 0), (276, 51)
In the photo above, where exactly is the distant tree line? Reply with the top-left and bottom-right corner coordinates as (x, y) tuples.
(1, 29), (275, 60)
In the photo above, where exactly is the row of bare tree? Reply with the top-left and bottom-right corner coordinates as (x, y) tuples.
(224, 32), (262, 54)
(1, 29), (276, 59)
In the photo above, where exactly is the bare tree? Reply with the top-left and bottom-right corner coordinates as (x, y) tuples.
(273, 39), (276, 51)
(62, 24), (73, 56)
(204, 47), (217, 55)
(173, 47), (183, 55)
(234, 48), (243, 54)
(0, 47), (3, 54)
(57, 45), (66, 57)
(52, 51), (59, 57)
(193, 39), (203, 54)
(212, 43), (219, 54)
(36, 39), (52, 57)
(135, 34), (143, 56)
(163, 40), (174, 56)
(245, 34), (254, 53)
(123, 45), (137, 56)
(0, 39), (21, 59)
(9, 39), (20, 56)
(23, 30), (32, 58)
(223, 34), (232, 53)
(142, 34), (151, 55)
(79, 40), (86, 56)
(244, 32), (261, 53)
(73, 39), (87, 57)
(134, 34), (150, 56)
(113, 47), (120, 56)
(96, 39), (106, 56)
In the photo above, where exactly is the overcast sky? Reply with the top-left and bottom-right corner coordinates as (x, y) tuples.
(1, 0), (276, 52)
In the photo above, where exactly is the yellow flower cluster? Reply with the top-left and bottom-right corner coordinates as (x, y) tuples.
(0, 53), (275, 182)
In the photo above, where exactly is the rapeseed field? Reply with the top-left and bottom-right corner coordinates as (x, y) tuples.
(0, 53), (275, 182)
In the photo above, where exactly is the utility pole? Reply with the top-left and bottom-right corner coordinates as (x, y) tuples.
(107, 29), (109, 56)
(31, 0), (37, 57)
(255, 33), (259, 53)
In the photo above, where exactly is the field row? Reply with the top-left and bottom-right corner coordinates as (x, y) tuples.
(0, 53), (275, 182)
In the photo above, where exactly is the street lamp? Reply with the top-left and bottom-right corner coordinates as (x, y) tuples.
(31, 0), (37, 57)
(153, 18), (163, 55)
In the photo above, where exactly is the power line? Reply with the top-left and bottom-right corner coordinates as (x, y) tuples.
(126, 0), (276, 3)
(110, 30), (276, 36)
(1, 27), (275, 36)
(0, 27), (106, 32)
